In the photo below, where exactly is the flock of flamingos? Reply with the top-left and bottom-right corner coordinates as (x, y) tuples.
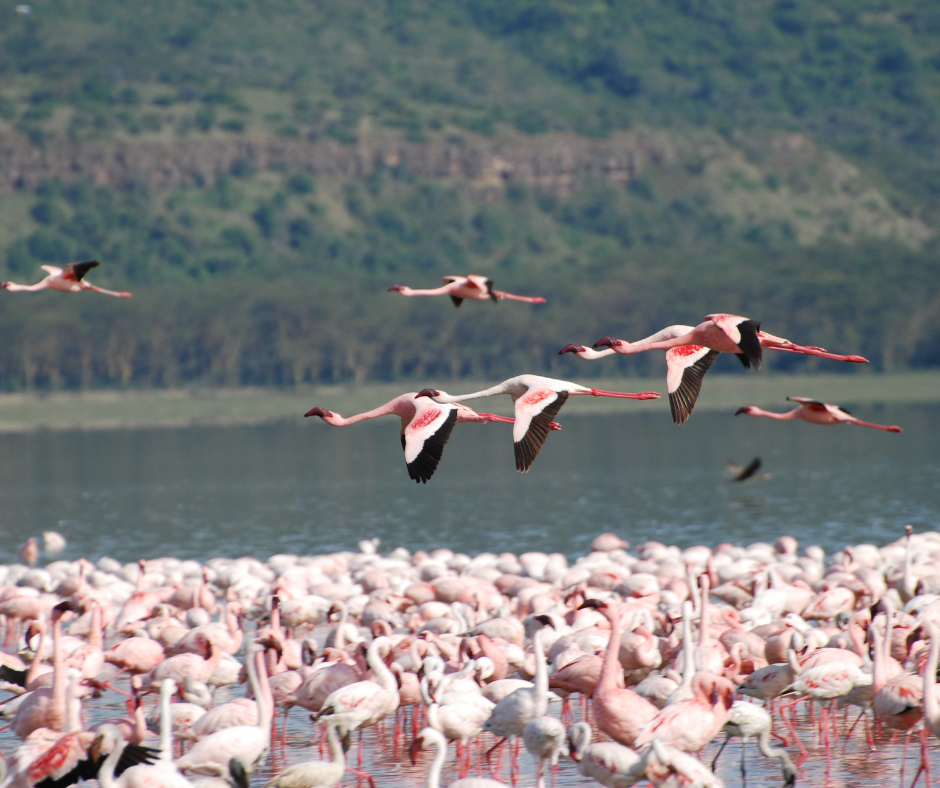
(0, 265), (920, 788)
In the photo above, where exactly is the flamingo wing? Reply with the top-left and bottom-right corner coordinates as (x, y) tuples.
(786, 397), (829, 412)
(512, 387), (569, 472)
(401, 402), (458, 484)
(40, 265), (64, 277)
(664, 346), (718, 425)
(63, 261), (99, 282)
(465, 275), (497, 301)
(705, 314), (762, 369)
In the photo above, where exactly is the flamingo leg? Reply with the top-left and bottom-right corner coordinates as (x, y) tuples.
(344, 768), (376, 788)
(710, 733), (731, 771)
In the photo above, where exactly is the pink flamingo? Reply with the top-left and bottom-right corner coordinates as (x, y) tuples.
(416, 375), (659, 472)
(560, 313), (866, 424)
(1, 261), (132, 297)
(13, 603), (73, 738)
(305, 392), (559, 484)
(388, 275), (545, 306)
(634, 673), (735, 751)
(577, 600), (658, 748)
(104, 637), (166, 676)
(735, 397), (902, 432)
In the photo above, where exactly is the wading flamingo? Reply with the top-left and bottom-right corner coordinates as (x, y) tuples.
(411, 727), (505, 787)
(577, 600), (658, 748)
(735, 398), (902, 432)
(710, 701), (796, 785)
(1, 261), (132, 297)
(416, 376), (659, 472)
(388, 276), (545, 307)
(305, 393), (560, 484)
(560, 314), (866, 425)
(566, 722), (646, 788)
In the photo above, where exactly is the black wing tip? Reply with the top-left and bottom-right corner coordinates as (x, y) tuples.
(669, 349), (719, 426)
(737, 320), (763, 370)
(405, 408), (458, 483)
(450, 295), (463, 307)
(513, 391), (568, 472)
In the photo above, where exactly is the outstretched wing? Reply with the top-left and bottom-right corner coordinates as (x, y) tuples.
(706, 314), (762, 369)
(737, 457), (762, 481)
(512, 388), (569, 472)
(665, 346), (719, 426)
(40, 265), (63, 277)
(0, 662), (27, 687)
(62, 261), (100, 282)
(450, 296), (463, 308)
(402, 403), (458, 484)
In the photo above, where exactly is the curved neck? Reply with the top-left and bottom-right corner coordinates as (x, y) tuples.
(325, 721), (345, 766)
(326, 401), (400, 426)
(51, 616), (67, 731)
(97, 740), (125, 788)
(367, 639), (396, 692)
(925, 627), (940, 727)
(572, 723), (591, 759)
(599, 608), (624, 692)
(425, 730), (446, 788)
(26, 624), (47, 684)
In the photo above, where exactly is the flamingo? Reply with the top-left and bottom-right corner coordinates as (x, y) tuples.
(262, 717), (346, 788)
(522, 715), (567, 788)
(634, 673), (734, 752)
(175, 643), (272, 781)
(710, 701), (796, 785)
(410, 727), (505, 788)
(416, 376), (659, 472)
(388, 275), (545, 306)
(643, 739), (724, 788)
(305, 393), (559, 484)
(735, 398), (902, 432)
(577, 600), (658, 748)
(560, 313), (867, 424)
(923, 622), (940, 740)
(566, 722), (646, 788)
(1, 261), (132, 297)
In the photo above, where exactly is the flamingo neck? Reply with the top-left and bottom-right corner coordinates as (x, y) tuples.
(325, 720), (345, 767)
(533, 628), (549, 716)
(51, 616), (67, 731)
(680, 604), (695, 688)
(97, 739), (125, 788)
(26, 624), (46, 685)
(247, 647), (273, 736)
(159, 679), (174, 760)
(871, 622), (886, 692)
(65, 673), (81, 733)
(432, 383), (509, 404)
(599, 607), (624, 692)
(367, 638), (396, 692)
(749, 407), (801, 420)
(88, 606), (103, 650)
(924, 627), (940, 728)
(425, 729), (446, 788)
(3, 281), (47, 292)
(326, 400), (402, 426)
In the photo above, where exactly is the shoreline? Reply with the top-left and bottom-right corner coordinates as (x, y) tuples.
(0, 371), (934, 433)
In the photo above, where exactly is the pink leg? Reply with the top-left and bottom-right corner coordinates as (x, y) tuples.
(901, 731), (913, 788)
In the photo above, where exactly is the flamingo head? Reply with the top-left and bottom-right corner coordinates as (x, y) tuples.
(593, 336), (622, 349)
(734, 406), (755, 416)
(415, 388), (441, 399)
(0, 282), (8, 289)
(304, 407), (333, 418)
(533, 614), (555, 630)
(409, 731), (429, 764)
(558, 343), (586, 355)
(577, 599), (608, 611)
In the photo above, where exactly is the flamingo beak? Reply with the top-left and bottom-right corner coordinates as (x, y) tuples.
(305, 407), (332, 418)
(577, 599), (606, 610)
(593, 337), (621, 349)
(558, 344), (586, 355)
(388, 285), (404, 292)
(734, 407), (750, 416)
(415, 389), (439, 399)
(409, 737), (423, 765)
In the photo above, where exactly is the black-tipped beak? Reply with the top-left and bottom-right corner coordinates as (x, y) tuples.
(305, 407), (332, 418)
(559, 344), (586, 355)
(415, 389), (438, 399)
(593, 337), (620, 349)
(577, 599), (606, 610)
(533, 614), (555, 629)
(388, 285), (404, 292)
(734, 407), (749, 416)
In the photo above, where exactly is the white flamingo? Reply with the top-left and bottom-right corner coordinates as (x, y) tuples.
(1, 261), (131, 297)
(410, 727), (505, 787)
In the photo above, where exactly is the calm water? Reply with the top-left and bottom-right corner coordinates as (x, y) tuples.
(0, 403), (936, 564)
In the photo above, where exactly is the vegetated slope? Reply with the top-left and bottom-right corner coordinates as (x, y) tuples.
(0, 0), (938, 391)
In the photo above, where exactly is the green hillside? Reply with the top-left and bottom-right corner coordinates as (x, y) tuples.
(0, 0), (938, 390)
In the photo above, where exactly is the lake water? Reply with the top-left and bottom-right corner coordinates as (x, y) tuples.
(1, 404), (939, 785)
(0, 403), (936, 565)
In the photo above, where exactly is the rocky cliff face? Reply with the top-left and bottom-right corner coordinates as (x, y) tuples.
(0, 132), (674, 193)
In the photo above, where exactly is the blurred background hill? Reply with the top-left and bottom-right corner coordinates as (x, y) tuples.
(0, 0), (938, 391)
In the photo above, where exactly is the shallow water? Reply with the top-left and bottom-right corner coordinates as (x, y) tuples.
(0, 404), (935, 564)
(0, 405), (939, 785)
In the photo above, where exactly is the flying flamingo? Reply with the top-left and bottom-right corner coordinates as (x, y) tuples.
(305, 393), (560, 484)
(388, 275), (545, 307)
(560, 314), (867, 424)
(735, 398), (902, 432)
(1, 261), (132, 297)
(416, 376), (659, 472)
(576, 600), (658, 748)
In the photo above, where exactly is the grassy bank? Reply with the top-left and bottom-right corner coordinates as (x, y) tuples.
(0, 371), (935, 432)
